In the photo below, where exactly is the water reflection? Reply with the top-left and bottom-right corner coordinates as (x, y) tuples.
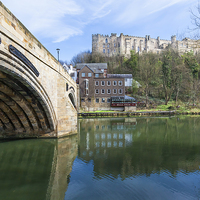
(0, 135), (78, 200)
(67, 117), (200, 199)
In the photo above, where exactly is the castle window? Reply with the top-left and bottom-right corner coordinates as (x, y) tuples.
(103, 49), (105, 53)
(105, 38), (108, 43)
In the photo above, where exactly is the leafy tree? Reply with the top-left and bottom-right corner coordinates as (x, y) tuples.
(137, 53), (161, 107)
(161, 49), (183, 105)
(182, 51), (200, 104)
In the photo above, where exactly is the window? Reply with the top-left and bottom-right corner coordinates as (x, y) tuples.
(102, 98), (105, 103)
(101, 89), (105, 94)
(107, 81), (111, 86)
(113, 81), (117, 86)
(95, 89), (99, 94)
(103, 44), (105, 48)
(113, 89), (117, 94)
(107, 89), (111, 94)
(103, 49), (105, 53)
(88, 73), (92, 77)
(85, 79), (89, 89)
(132, 46), (134, 50)
(118, 81), (122, 86)
(101, 81), (105, 86)
(95, 74), (99, 78)
(138, 46), (140, 52)
(119, 89), (123, 94)
(107, 44), (109, 48)
(114, 49), (116, 52)
(95, 81), (99, 86)
(114, 43), (116, 47)
(88, 98), (91, 102)
(108, 49), (110, 53)
(118, 43), (120, 47)
(107, 98), (110, 103)
(81, 98), (85, 102)
(96, 98), (99, 103)
(82, 73), (85, 77)
(105, 38), (108, 43)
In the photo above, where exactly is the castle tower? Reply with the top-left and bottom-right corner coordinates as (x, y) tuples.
(92, 34), (100, 53)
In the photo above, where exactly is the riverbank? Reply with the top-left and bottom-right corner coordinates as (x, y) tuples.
(78, 109), (200, 118)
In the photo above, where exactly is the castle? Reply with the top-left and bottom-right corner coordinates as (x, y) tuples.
(92, 33), (200, 57)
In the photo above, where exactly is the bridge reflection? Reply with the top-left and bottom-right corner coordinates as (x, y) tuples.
(0, 135), (78, 200)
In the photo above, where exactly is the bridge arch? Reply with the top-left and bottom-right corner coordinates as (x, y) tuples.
(0, 51), (56, 138)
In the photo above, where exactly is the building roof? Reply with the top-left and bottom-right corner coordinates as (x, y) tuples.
(78, 64), (105, 74)
(107, 74), (132, 78)
(76, 63), (107, 70)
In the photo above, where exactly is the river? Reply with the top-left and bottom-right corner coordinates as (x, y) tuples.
(0, 116), (200, 200)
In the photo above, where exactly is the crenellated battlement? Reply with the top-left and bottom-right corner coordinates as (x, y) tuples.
(92, 33), (199, 56)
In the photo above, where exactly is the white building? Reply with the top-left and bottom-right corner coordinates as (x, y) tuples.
(63, 63), (77, 82)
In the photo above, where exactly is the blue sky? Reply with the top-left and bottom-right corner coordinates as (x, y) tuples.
(1, 0), (198, 63)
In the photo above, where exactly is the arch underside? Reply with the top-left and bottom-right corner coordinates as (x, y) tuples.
(0, 69), (55, 138)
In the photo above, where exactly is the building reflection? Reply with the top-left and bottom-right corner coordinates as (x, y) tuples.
(78, 117), (200, 179)
(0, 135), (78, 200)
(79, 118), (136, 158)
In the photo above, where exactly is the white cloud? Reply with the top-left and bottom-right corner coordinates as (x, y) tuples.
(1, 0), (113, 43)
(114, 0), (196, 25)
(1, 0), (197, 43)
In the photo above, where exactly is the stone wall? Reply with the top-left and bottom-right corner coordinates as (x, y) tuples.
(92, 33), (200, 57)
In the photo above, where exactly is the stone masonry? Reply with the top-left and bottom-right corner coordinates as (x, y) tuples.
(0, 2), (79, 138)
(92, 33), (200, 57)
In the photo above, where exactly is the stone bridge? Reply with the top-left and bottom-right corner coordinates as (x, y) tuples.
(0, 2), (79, 138)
